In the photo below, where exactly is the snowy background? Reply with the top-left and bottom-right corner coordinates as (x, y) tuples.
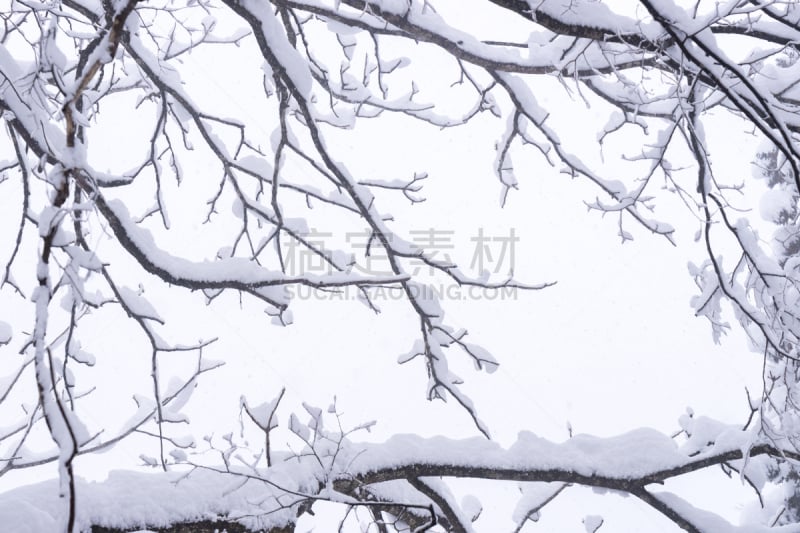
(0, 0), (791, 531)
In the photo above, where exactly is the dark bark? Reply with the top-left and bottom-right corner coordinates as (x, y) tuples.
(90, 519), (293, 533)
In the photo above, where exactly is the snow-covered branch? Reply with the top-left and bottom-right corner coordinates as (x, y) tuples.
(6, 0), (800, 530)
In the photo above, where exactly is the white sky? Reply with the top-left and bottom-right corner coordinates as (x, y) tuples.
(0, 0), (782, 531)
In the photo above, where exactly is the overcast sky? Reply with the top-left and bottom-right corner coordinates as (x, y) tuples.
(0, 1), (780, 530)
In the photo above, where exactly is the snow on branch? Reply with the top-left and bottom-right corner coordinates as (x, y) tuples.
(5, 408), (797, 533)
(6, 0), (800, 530)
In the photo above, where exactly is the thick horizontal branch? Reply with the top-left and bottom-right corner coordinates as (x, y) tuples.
(341, 432), (800, 494)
